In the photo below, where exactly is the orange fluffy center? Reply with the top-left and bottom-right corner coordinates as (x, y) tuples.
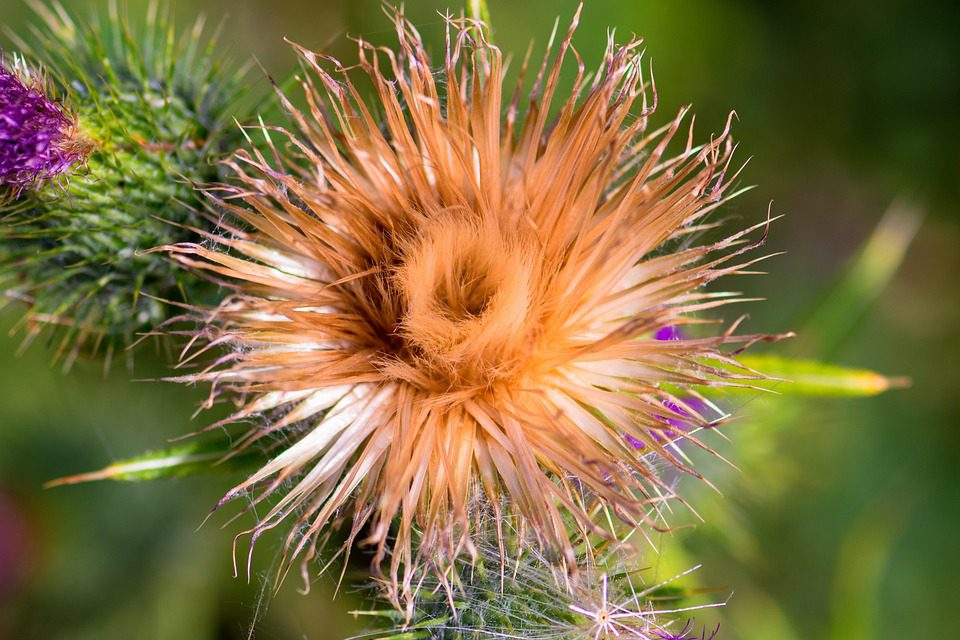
(389, 215), (540, 391)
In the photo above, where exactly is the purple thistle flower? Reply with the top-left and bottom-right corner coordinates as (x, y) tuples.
(0, 57), (84, 194)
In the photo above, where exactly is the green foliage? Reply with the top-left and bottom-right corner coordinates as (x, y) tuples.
(797, 202), (922, 358)
(43, 439), (263, 487)
(1, 1), (258, 364)
(732, 356), (908, 397)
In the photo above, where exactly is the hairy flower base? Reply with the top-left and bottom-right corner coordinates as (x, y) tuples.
(167, 9), (788, 602)
(357, 510), (725, 639)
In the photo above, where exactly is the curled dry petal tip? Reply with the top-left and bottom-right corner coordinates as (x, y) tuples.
(654, 620), (721, 640)
(169, 8), (785, 604)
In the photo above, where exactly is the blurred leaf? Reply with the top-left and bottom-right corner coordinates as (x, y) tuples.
(798, 200), (922, 357)
(736, 355), (909, 397)
(44, 440), (260, 487)
(468, 0), (492, 24)
(827, 494), (910, 640)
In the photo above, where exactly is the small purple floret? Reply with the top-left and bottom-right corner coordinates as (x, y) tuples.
(628, 326), (707, 450)
(626, 397), (707, 450)
(654, 325), (683, 341)
(0, 60), (79, 193)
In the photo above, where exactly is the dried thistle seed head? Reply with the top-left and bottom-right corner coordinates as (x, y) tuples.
(0, 55), (89, 195)
(167, 8), (787, 601)
(0, 2), (256, 364)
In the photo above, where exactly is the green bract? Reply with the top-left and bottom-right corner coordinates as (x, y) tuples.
(356, 513), (720, 640)
(1, 1), (257, 364)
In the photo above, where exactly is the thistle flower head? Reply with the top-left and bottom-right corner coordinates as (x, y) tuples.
(168, 8), (785, 600)
(0, 55), (87, 195)
(0, 2), (256, 363)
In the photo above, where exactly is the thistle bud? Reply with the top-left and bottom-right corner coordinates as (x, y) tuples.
(0, 3), (255, 364)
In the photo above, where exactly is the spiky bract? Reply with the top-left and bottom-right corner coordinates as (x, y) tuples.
(166, 9), (783, 601)
(0, 2), (253, 362)
(357, 513), (723, 639)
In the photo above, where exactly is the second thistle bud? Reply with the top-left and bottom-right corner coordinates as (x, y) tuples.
(0, 4), (257, 363)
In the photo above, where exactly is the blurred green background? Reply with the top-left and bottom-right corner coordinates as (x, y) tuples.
(1, 1), (957, 638)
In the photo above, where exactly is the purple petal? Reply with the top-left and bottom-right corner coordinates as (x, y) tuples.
(654, 325), (683, 341)
(1, 60), (81, 193)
